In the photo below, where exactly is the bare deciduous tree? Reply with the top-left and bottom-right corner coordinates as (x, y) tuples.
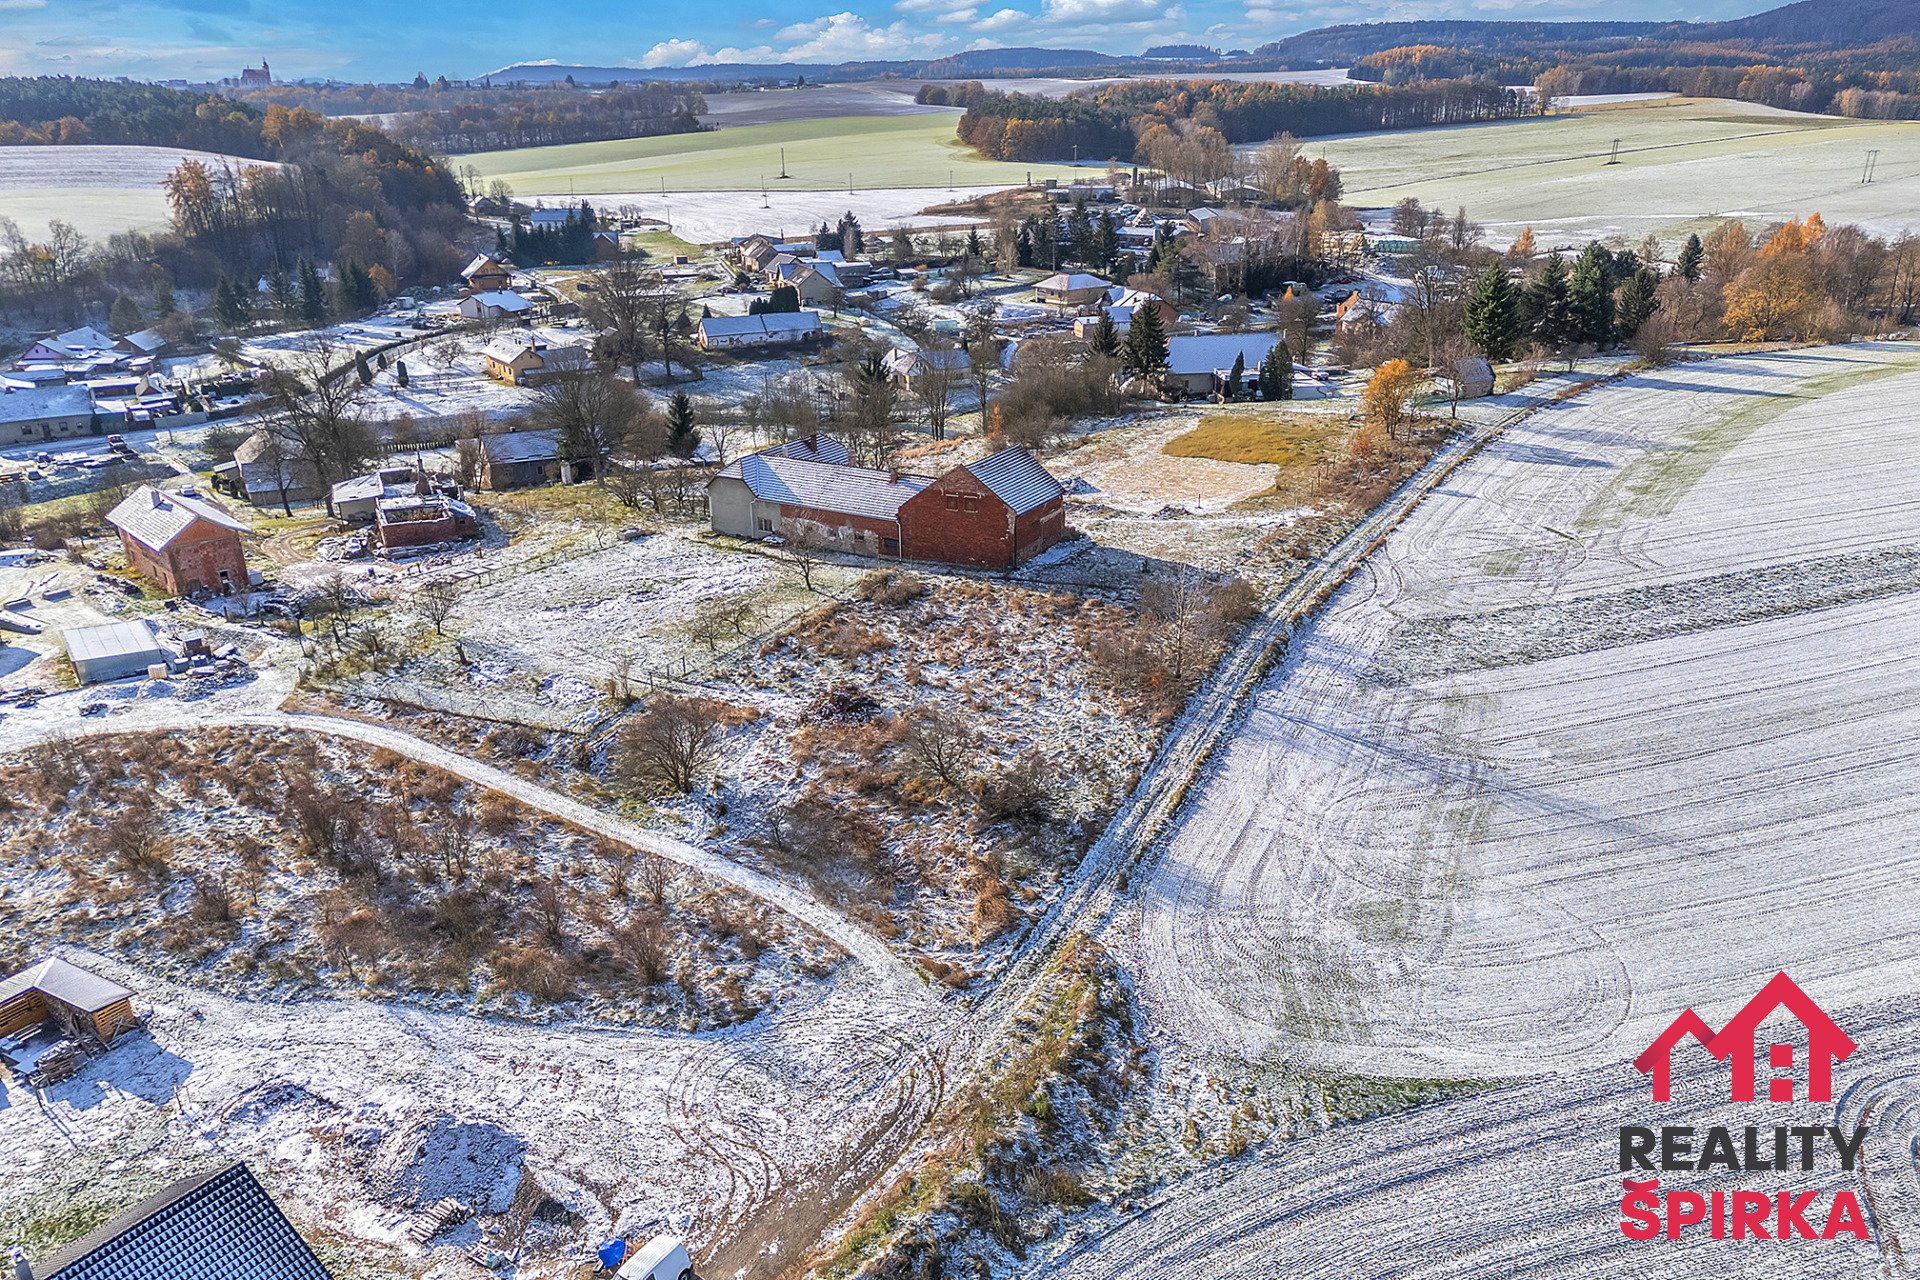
(612, 694), (728, 794)
(900, 703), (979, 788)
(417, 578), (459, 635)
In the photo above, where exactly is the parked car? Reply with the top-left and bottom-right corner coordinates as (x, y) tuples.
(616, 1237), (697, 1280)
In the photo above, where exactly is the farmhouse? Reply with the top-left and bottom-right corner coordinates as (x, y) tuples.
(708, 438), (1066, 568)
(19, 326), (117, 365)
(62, 620), (169, 684)
(883, 346), (969, 393)
(328, 467), (419, 523)
(897, 447), (1068, 569)
(461, 254), (513, 293)
(30, 1161), (331, 1280)
(1035, 272), (1112, 307)
(482, 334), (589, 386)
(458, 290), (533, 322)
(478, 428), (595, 489)
(106, 485), (249, 596)
(696, 311), (824, 351)
(0, 956), (137, 1045)
(1163, 332), (1288, 398)
(0, 384), (95, 446)
(212, 428), (323, 508)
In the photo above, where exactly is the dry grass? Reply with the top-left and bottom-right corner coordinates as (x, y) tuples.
(1164, 410), (1350, 467)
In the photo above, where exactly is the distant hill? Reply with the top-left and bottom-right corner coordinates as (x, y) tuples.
(1693, 0), (1920, 45)
(1254, 20), (1667, 65)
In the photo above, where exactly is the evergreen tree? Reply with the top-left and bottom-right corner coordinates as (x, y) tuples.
(355, 351), (374, 385)
(1088, 308), (1121, 358)
(1124, 298), (1169, 377)
(266, 265), (297, 322)
(1675, 233), (1705, 283)
(298, 259), (330, 327)
(1258, 342), (1293, 400)
(212, 277), (252, 332)
(666, 390), (700, 459)
(1523, 255), (1574, 350)
(1615, 267), (1662, 341)
(1569, 242), (1616, 347)
(966, 227), (984, 259)
(1092, 211), (1119, 269)
(1463, 263), (1523, 362)
(891, 227), (914, 264)
(108, 294), (144, 335)
(395, 359), (409, 388)
(150, 274), (175, 318)
(341, 262), (379, 314)
(1226, 351), (1245, 400)
(1066, 201), (1094, 265)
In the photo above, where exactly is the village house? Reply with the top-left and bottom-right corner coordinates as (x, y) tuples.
(708, 437), (1067, 569)
(477, 428), (596, 490)
(26, 1161), (332, 1280)
(0, 384), (95, 446)
(1162, 332), (1289, 399)
(19, 326), (117, 365)
(1073, 288), (1178, 339)
(883, 345), (970, 394)
(461, 253), (514, 293)
(106, 484), (249, 596)
(1035, 271), (1113, 308)
(696, 311), (824, 351)
(593, 229), (624, 260)
(211, 428), (323, 509)
(374, 493), (480, 551)
(482, 333), (589, 386)
(0, 956), (137, 1047)
(115, 328), (168, 359)
(328, 467), (419, 523)
(528, 207), (573, 231)
(457, 290), (533, 322)
(786, 262), (844, 307)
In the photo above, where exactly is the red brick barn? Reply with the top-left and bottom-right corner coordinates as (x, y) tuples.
(106, 485), (250, 596)
(898, 447), (1067, 569)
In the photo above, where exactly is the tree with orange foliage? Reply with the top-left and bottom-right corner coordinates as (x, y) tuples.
(1507, 226), (1537, 262)
(1362, 359), (1420, 441)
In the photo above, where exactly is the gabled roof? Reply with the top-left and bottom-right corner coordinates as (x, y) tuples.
(465, 290), (530, 313)
(481, 429), (562, 464)
(721, 453), (929, 521)
(463, 253), (507, 278)
(106, 485), (249, 552)
(0, 383), (93, 425)
(37, 1162), (331, 1280)
(757, 434), (851, 466)
(962, 447), (1064, 515)
(1036, 271), (1110, 293)
(119, 328), (167, 355)
(0, 956), (132, 1013)
(698, 312), (823, 341)
(1165, 332), (1285, 377)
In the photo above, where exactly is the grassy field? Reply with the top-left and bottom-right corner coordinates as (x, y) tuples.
(459, 113), (1088, 195)
(1165, 410), (1349, 467)
(1306, 97), (1920, 247)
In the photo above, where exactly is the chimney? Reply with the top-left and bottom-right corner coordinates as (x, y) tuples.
(14, 1246), (34, 1280)
(149, 487), (165, 508)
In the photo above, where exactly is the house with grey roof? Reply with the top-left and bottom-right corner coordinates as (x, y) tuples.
(0, 956), (137, 1045)
(0, 384), (95, 447)
(477, 428), (598, 490)
(27, 1162), (329, 1280)
(696, 311), (824, 351)
(106, 485), (250, 596)
(1162, 332), (1289, 398)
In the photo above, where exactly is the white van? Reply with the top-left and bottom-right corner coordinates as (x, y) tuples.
(615, 1237), (697, 1280)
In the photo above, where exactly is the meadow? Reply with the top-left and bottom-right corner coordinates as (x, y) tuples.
(1306, 97), (1920, 247)
(457, 112), (1089, 196)
(0, 144), (247, 240)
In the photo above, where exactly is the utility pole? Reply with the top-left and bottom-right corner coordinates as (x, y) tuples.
(1606, 138), (1621, 165)
(779, 147), (789, 179)
(1863, 149), (1881, 184)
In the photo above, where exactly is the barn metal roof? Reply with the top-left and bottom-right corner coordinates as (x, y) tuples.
(964, 447), (1065, 516)
(0, 956), (132, 1013)
(756, 434), (851, 466)
(726, 454), (929, 521)
(61, 620), (167, 668)
(37, 1162), (331, 1280)
(481, 429), (561, 464)
(106, 485), (248, 552)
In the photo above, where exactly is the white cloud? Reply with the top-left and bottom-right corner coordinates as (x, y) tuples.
(971, 6), (1032, 30)
(709, 45), (778, 62)
(0, 1), (50, 11)
(938, 7), (978, 21)
(773, 11), (946, 60)
(1039, 0), (1168, 23)
(634, 38), (709, 68)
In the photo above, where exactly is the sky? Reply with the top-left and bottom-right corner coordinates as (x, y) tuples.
(0, 0), (1765, 83)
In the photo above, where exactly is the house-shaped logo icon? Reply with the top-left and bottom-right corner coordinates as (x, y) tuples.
(1634, 972), (1856, 1104)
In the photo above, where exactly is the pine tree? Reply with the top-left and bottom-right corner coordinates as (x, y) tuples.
(1615, 267), (1662, 341)
(1226, 351), (1246, 400)
(341, 262), (379, 315)
(298, 259), (330, 327)
(1092, 211), (1119, 269)
(666, 390), (699, 459)
(109, 294), (144, 335)
(151, 274), (176, 318)
(1088, 308), (1121, 359)
(1675, 233), (1705, 283)
(355, 351), (374, 385)
(966, 227), (984, 259)
(1569, 243), (1616, 347)
(1124, 299), (1169, 377)
(266, 266), (297, 322)
(1463, 263), (1523, 362)
(212, 278), (252, 332)
(1258, 342), (1293, 400)
(1523, 255), (1574, 351)
(395, 359), (409, 388)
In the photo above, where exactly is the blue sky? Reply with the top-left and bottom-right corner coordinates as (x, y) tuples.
(0, 0), (1762, 82)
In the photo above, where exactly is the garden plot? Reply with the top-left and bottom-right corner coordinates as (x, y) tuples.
(1126, 343), (1920, 1083)
(354, 343), (539, 425)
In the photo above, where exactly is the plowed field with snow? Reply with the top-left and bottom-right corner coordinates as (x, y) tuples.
(0, 144), (257, 240)
(1129, 344), (1920, 1080)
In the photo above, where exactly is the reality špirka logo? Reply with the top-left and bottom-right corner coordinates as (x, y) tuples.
(1619, 972), (1870, 1243)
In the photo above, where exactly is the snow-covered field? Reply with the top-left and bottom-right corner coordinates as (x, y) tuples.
(534, 188), (1005, 243)
(0, 143), (260, 240)
(1127, 343), (1920, 1082)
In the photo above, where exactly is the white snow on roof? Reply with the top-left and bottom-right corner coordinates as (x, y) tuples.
(106, 485), (248, 551)
(699, 312), (823, 341)
(0, 383), (93, 424)
(61, 619), (166, 668)
(1037, 271), (1110, 293)
(482, 429), (561, 463)
(725, 453), (928, 521)
(756, 434), (851, 466)
(965, 447), (1064, 516)
(1165, 332), (1286, 377)
(466, 290), (531, 313)
(0, 956), (133, 1012)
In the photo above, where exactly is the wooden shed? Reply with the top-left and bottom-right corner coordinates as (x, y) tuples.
(0, 957), (137, 1044)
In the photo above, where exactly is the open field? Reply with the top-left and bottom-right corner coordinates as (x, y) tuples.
(0, 144), (254, 241)
(1126, 342), (1920, 1084)
(458, 112), (1086, 196)
(1307, 98), (1920, 247)
(700, 84), (952, 126)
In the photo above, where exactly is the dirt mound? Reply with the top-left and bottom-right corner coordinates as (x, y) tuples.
(373, 1114), (525, 1213)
